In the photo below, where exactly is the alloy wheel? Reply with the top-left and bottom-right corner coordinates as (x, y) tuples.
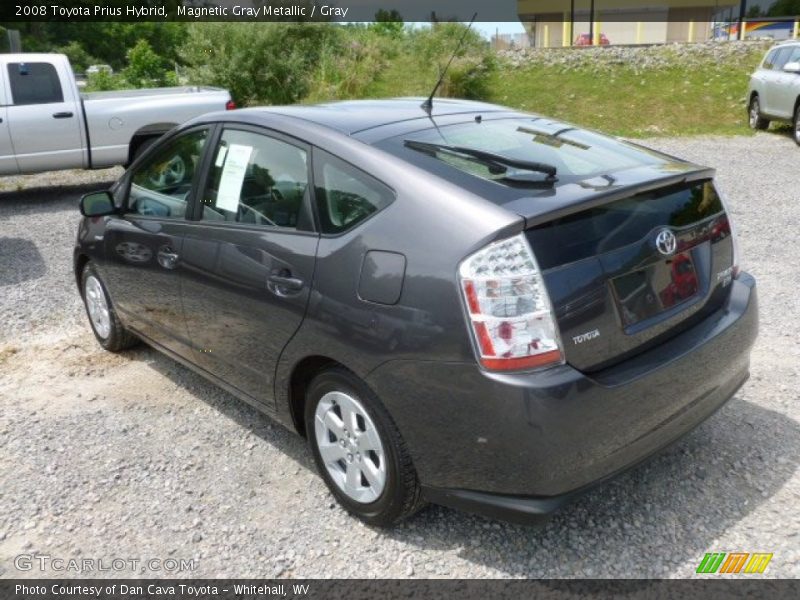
(313, 390), (387, 504)
(84, 275), (111, 339)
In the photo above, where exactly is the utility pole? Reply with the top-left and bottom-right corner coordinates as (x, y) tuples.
(589, 0), (595, 45)
(7, 29), (22, 52)
(570, 0), (575, 46)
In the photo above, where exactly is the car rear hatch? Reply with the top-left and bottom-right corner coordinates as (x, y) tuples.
(524, 172), (735, 372)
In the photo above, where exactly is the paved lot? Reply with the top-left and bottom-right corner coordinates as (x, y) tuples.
(0, 133), (798, 578)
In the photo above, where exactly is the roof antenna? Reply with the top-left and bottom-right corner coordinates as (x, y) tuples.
(420, 12), (478, 115)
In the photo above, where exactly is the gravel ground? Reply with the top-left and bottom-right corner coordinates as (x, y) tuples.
(0, 133), (798, 579)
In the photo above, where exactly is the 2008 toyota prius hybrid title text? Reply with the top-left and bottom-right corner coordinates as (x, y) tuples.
(74, 99), (757, 526)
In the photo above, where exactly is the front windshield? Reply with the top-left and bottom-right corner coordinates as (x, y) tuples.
(398, 118), (667, 184)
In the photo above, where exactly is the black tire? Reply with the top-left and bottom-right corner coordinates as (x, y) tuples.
(793, 103), (800, 147)
(305, 367), (424, 527)
(748, 96), (769, 131)
(80, 263), (139, 352)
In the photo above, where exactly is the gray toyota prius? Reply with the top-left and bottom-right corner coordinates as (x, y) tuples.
(75, 98), (758, 526)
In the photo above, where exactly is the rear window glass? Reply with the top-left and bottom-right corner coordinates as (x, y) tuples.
(390, 118), (665, 186)
(8, 62), (64, 105)
(527, 180), (723, 270)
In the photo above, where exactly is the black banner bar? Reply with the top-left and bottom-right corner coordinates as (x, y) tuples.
(3, 580), (800, 600)
(2, 0), (795, 23)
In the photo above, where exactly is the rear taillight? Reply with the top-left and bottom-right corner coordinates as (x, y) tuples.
(715, 181), (740, 278)
(225, 100), (236, 110)
(458, 233), (564, 372)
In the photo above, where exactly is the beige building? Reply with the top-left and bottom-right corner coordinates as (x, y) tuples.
(517, 0), (739, 47)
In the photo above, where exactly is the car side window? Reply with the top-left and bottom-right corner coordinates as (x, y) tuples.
(128, 129), (209, 219)
(7, 63), (63, 105)
(788, 46), (800, 64)
(200, 129), (312, 230)
(773, 48), (793, 70)
(313, 150), (394, 234)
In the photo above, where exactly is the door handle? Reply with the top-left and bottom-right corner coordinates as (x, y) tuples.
(53, 111), (74, 119)
(268, 274), (304, 291)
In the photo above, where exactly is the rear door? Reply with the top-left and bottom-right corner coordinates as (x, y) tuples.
(527, 177), (735, 372)
(180, 125), (318, 407)
(101, 126), (213, 359)
(4, 59), (85, 173)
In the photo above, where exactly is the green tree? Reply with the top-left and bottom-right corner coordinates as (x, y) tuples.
(2, 22), (184, 70)
(766, 0), (800, 16)
(123, 39), (172, 87)
(54, 40), (98, 72)
(371, 9), (404, 38)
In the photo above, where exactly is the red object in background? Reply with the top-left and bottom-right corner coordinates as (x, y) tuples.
(225, 100), (236, 110)
(659, 254), (699, 308)
(574, 33), (610, 46)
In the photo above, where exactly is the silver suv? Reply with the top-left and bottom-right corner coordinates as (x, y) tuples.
(748, 41), (800, 145)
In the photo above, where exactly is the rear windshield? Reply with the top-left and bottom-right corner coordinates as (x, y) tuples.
(527, 180), (723, 270)
(383, 117), (666, 186)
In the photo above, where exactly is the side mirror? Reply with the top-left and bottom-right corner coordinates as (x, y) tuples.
(783, 61), (800, 74)
(80, 191), (116, 217)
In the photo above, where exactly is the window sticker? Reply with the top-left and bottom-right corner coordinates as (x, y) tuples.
(215, 143), (252, 212)
(214, 144), (228, 168)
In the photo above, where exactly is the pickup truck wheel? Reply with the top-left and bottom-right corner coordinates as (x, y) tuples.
(81, 264), (139, 352)
(305, 367), (424, 527)
(793, 104), (800, 146)
(748, 96), (769, 130)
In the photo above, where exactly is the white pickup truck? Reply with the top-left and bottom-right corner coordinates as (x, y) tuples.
(0, 53), (233, 176)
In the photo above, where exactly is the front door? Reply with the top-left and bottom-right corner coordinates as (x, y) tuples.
(180, 126), (318, 406)
(101, 126), (212, 359)
(774, 45), (800, 118)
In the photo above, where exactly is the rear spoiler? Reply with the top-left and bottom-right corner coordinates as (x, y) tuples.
(501, 164), (716, 228)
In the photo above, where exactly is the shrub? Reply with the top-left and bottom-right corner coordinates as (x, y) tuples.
(180, 23), (342, 106)
(85, 70), (127, 92)
(307, 27), (395, 101)
(407, 23), (496, 100)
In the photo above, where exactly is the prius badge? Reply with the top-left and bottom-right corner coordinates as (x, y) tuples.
(655, 229), (677, 256)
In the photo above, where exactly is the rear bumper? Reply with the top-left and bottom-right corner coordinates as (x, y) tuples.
(366, 273), (758, 523)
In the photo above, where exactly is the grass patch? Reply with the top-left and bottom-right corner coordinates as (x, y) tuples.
(488, 64), (755, 138)
(358, 44), (769, 138)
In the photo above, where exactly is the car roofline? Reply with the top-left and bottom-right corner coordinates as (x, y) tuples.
(241, 98), (511, 136)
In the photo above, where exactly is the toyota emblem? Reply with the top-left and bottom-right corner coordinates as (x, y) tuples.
(655, 229), (677, 256)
